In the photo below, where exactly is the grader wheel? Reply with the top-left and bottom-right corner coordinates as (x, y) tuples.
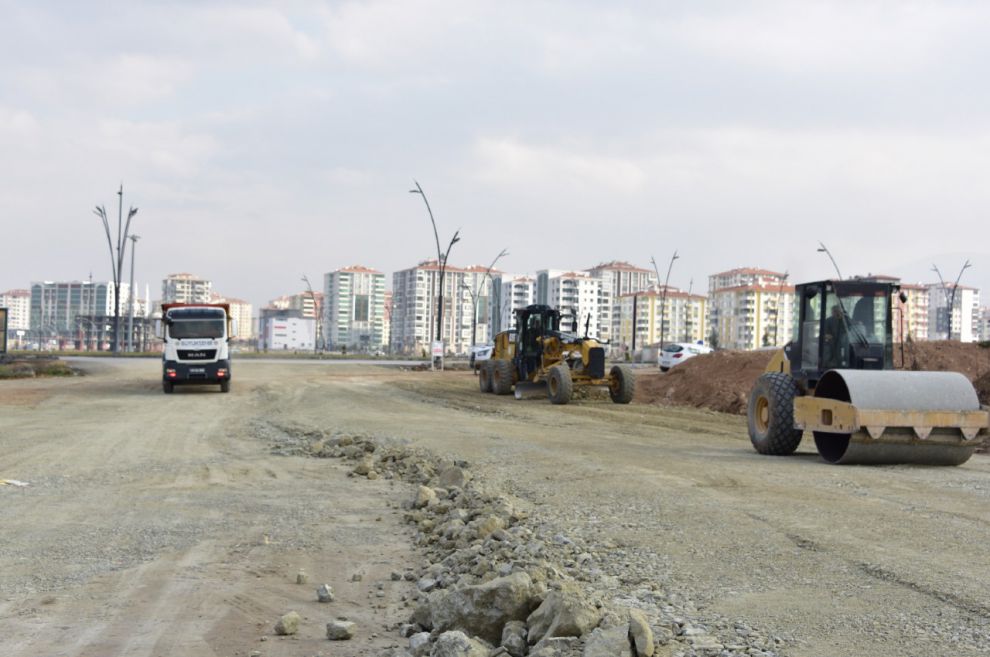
(547, 364), (573, 405)
(747, 373), (803, 455)
(492, 359), (514, 395)
(608, 365), (635, 404)
(478, 361), (493, 393)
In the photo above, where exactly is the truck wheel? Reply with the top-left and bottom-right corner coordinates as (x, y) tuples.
(492, 359), (514, 395)
(163, 381), (174, 394)
(608, 365), (635, 404)
(547, 364), (573, 405)
(220, 380), (231, 393)
(747, 373), (803, 455)
(479, 361), (493, 393)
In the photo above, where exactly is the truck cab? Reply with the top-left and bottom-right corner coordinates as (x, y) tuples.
(160, 303), (236, 394)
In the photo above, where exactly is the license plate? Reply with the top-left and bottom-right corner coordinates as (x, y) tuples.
(190, 368), (205, 373)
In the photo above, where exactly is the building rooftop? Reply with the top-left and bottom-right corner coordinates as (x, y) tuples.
(714, 284), (796, 294)
(337, 265), (382, 274)
(587, 260), (653, 273)
(711, 267), (787, 278)
(2, 289), (30, 296)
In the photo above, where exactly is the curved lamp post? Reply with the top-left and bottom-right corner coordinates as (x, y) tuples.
(650, 251), (679, 351)
(409, 181), (460, 353)
(93, 184), (138, 355)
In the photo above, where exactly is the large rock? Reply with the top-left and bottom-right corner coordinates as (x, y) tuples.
(526, 584), (601, 644)
(415, 485), (438, 508)
(583, 626), (634, 657)
(326, 619), (356, 640)
(353, 454), (374, 475)
(430, 631), (490, 657)
(429, 572), (539, 644)
(409, 631), (432, 657)
(438, 466), (470, 489)
(501, 619), (528, 657)
(627, 609), (654, 657)
(274, 611), (301, 636)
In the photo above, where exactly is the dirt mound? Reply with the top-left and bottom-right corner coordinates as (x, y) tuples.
(635, 341), (990, 415)
(634, 350), (772, 414)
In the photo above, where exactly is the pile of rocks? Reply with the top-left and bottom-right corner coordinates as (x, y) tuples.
(311, 432), (785, 657)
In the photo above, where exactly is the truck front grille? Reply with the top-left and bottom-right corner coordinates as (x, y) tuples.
(177, 349), (217, 361)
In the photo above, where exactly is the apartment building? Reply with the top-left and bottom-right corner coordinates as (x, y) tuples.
(708, 268), (794, 350)
(258, 312), (316, 351)
(210, 295), (254, 340)
(542, 271), (602, 338)
(162, 273), (212, 304)
(894, 283), (929, 343)
(489, 274), (535, 336)
(0, 289), (31, 331)
(585, 261), (657, 344)
(323, 265), (386, 352)
(927, 283), (981, 342)
(390, 260), (494, 355)
(978, 306), (990, 341)
(616, 287), (708, 348)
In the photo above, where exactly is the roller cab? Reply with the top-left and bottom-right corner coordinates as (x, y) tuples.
(748, 279), (988, 465)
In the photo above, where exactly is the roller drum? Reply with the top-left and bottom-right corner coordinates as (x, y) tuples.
(812, 370), (982, 466)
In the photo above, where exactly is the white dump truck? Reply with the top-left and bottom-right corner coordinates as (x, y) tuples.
(159, 303), (237, 394)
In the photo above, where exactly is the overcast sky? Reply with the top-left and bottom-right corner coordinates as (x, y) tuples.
(2, 1), (989, 309)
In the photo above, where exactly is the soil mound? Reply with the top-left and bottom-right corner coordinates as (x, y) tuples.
(635, 341), (990, 415)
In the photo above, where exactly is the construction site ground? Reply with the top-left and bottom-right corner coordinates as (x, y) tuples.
(1, 358), (989, 657)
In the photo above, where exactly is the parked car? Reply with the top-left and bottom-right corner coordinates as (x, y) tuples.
(659, 342), (712, 371)
(469, 344), (494, 369)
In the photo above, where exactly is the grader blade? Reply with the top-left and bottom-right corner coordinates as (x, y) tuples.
(513, 382), (548, 400)
(796, 370), (988, 466)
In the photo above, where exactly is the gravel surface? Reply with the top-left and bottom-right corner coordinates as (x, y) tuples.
(1, 359), (988, 657)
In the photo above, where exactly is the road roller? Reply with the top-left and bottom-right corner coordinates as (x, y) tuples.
(747, 279), (988, 465)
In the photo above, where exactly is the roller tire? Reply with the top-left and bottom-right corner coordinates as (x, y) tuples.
(747, 372), (803, 455)
(163, 381), (174, 394)
(608, 364), (635, 404)
(478, 361), (493, 393)
(547, 364), (573, 405)
(220, 380), (231, 393)
(492, 359), (514, 396)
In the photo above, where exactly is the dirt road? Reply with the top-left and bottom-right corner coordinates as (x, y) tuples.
(2, 360), (988, 657)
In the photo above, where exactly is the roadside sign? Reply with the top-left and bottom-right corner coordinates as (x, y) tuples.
(431, 340), (444, 371)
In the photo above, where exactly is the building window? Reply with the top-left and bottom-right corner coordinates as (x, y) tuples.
(354, 295), (370, 321)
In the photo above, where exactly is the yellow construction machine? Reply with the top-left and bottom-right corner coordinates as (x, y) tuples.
(748, 279), (988, 465)
(478, 304), (634, 405)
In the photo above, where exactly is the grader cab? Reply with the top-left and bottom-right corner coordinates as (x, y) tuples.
(748, 279), (988, 465)
(478, 304), (634, 405)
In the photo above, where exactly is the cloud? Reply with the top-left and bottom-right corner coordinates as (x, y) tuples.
(472, 137), (647, 193)
(667, 1), (984, 74)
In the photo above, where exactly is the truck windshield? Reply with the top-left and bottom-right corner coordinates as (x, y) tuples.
(169, 319), (225, 339)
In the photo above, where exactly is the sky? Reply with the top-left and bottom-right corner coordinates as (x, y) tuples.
(2, 0), (989, 310)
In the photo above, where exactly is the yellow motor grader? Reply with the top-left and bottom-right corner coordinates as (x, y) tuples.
(748, 279), (988, 465)
(478, 304), (634, 405)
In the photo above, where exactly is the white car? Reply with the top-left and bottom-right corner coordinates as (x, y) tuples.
(659, 342), (712, 371)
(470, 344), (494, 369)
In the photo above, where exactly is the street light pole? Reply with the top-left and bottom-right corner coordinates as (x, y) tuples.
(93, 184), (138, 355)
(932, 261), (972, 340)
(470, 248), (509, 349)
(817, 241), (842, 280)
(127, 234), (140, 352)
(301, 275), (320, 355)
(409, 181), (460, 356)
(651, 251), (679, 351)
